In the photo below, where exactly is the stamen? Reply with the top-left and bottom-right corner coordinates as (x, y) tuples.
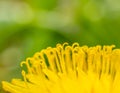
(2, 43), (120, 93)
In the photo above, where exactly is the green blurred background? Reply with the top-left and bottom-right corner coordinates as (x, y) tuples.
(0, 0), (120, 92)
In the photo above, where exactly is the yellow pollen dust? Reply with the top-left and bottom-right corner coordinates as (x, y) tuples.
(2, 43), (120, 93)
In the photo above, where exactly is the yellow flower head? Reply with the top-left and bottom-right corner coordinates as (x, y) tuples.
(2, 43), (120, 93)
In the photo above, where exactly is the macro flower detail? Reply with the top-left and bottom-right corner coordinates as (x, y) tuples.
(2, 43), (120, 93)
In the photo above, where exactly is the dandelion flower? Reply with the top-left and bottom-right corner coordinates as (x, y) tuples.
(2, 43), (120, 93)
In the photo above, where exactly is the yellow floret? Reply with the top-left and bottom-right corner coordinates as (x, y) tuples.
(2, 43), (120, 93)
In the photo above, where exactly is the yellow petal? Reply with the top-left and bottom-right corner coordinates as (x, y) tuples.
(2, 43), (120, 93)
